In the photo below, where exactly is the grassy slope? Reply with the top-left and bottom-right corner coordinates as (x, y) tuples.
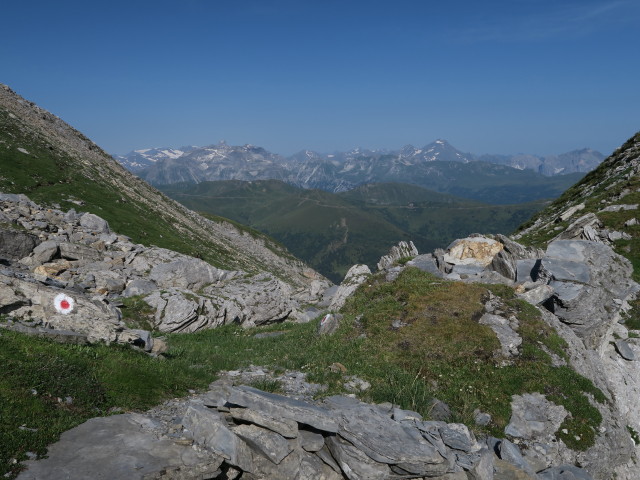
(161, 180), (547, 282)
(1, 268), (605, 477)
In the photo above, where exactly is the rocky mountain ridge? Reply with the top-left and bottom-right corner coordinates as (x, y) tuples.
(117, 140), (603, 180)
(116, 140), (601, 203)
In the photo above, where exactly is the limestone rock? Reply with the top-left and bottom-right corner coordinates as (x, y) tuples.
(325, 434), (392, 480)
(228, 386), (339, 433)
(376, 240), (418, 271)
(17, 414), (220, 480)
(182, 404), (253, 472)
(329, 264), (371, 311)
(59, 242), (102, 262)
(299, 428), (325, 452)
(540, 240), (639, 348)
(444, 236), (504, 267)
(79, 212), (110, 233)
(122, 278), (157, 297)
(479, 313), (522, 357)
(317, 313), (341, 336)
(538, 464), (594, 480)
(30, 239), (59, 266)
(517, 284), (554, 305)
(323, 396), (447, 474)
(232, 423), (293, 464)
(229, 407), (298, 439)
(559, 203), (585, 222)
(149, 257), (235, 291)
(614, 339), (636, 361)
(0, 227), (40, 260)
(406, 254), (445, 277)
(0, 274), (123, 343)
(505, 393), (569, 440)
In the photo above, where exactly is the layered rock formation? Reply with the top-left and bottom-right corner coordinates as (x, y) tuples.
(0, 193), (330, 345)
(19, 371), (587, 480)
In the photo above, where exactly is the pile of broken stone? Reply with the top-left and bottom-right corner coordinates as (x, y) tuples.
(17, 371), (593, 480)
(0, 193), (329, 350)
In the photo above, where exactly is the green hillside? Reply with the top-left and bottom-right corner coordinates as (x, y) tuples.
(161, 180), (547, 282)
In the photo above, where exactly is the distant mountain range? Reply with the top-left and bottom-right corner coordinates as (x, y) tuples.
(160, 179), (548, 282)
(115, 140), (601, 204)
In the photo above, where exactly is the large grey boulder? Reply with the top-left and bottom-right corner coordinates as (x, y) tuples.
(538, 464), (594, 480)
(58, 242), (102, 262)
(323, 396), (453, 476)
(144, 272), (296, 332)
(29, 239), (59, 266)
(406, 254), (445, 277)
(232, 423), (293, 464)
(122, 278), (157, 297)
(325, 434), (392, 479)
(0, 227), (40, 260)
(229, 407), (298, 439)
(491, 234), (544, 281)
(539, 240), (639, 348)
(79, 212), (110, 233)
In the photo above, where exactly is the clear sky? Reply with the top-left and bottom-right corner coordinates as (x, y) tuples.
(2, 0), (639, 156)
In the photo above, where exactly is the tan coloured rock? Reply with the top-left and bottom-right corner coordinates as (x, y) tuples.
(444, 236), (504, 267)
(33, 260), (73, 278)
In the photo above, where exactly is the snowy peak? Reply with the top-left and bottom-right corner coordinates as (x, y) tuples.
(115, 140), (605, 189)
(114, 146), (197, 172)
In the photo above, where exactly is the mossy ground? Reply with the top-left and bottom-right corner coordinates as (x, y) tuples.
(1, 268), (605, 477)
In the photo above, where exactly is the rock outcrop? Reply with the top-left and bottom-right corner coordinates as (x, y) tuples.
(0, 193), (331, 344)
(345, 232), (640, 479)
(19, 372), (585, 480)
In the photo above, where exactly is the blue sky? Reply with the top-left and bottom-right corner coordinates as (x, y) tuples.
(2, 0), (639, 156)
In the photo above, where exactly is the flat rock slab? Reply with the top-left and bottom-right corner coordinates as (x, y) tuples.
(230, 407), (298, 439)
(323, 396), (445, 473)
(538, 465), (594, 480)
(516, 259), (540, 283)
(614, 339), (636, 361)
(518, 284), (554, 305)
(232, 423), (293, 464)
(182, 404), (254, 472)
(505, 393), (568, 440)
(227, 386), (339, 433)
(539, 258), (590, 284)
(407, 254), (444, 277)
(17, 414), (220, 480)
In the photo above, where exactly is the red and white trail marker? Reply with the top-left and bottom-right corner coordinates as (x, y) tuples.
(54, 293), (75, 315)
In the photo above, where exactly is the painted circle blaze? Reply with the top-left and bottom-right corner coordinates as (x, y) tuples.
(54, 293), (75, 315)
